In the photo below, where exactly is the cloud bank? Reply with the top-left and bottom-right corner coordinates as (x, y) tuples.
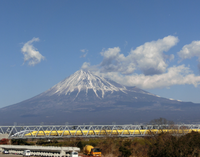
(82, 35), (200, 89)
(21, 37), (45, 66)
(97, 65), (200, 89)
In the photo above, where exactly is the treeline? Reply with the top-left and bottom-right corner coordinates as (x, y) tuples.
(149, 131), (200, 157)
(8, 118), (200, 156)
(10, 131), (200, 157)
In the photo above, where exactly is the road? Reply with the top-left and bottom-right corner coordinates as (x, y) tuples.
(0, 155), (21, 157)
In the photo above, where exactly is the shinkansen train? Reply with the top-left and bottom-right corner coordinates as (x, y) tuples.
(2, 124), (199, 139)
(24, 129), (200, 137)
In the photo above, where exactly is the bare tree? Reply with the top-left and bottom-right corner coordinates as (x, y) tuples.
(149, 117), (174, 125)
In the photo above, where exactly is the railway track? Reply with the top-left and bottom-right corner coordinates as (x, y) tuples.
(1, 124), (200, 139)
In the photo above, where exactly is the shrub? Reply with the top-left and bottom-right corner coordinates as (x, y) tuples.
(148, 132), (200, 157)
(177, 131), (200, 156)
(11, 139), (28, 145)
(0, 138), (9, 144)
(119, 146), (132, 157)
(148, 133), (179, 157)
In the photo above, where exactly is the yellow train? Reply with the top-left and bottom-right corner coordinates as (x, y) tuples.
(24, 129), (200, 136)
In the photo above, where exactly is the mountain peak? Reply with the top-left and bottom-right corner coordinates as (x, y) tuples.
(42, 69), (127, 99)
(1, 69), (199, 125)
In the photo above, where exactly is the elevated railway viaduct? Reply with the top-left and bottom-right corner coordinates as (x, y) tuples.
(1, 124), (200, 139)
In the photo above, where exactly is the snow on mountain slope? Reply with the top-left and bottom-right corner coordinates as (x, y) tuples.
(1, 69), (200, 125)
(42, 70), (128, 98)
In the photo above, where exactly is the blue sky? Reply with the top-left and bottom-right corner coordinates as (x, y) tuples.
(1, 0), (200, 108)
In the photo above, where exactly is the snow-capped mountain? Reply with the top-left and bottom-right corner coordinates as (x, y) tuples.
(34, 69), (152, 104)
(41, 70), (128, 98)
(0, 69), (200, 125)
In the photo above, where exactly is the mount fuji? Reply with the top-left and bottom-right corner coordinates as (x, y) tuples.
(0, 70), (200, 125)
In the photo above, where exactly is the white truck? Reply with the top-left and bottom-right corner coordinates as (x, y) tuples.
(23, 150), (31, 157)
(66, 151), (78, 157)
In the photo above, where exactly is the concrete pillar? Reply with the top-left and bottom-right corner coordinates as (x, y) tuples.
(60, 147), (66, 157)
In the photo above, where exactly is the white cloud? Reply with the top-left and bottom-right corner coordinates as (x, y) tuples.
(81, 62), (99, 72)
(100, 47), (132, 74)
(96, 65), (200, 89)
(81, 62), (90, 69)
(124, 41), (128, 48)
(178, 41), (200, 71)
(129, 35), (179, 75)
(99, 35), (179, 75)
(21, 37), (45, 66)
(81, 35), (200, 89)
(80, 53), (88, 58)
(80, 49), (88, 58)
(178, 41), (200, 60)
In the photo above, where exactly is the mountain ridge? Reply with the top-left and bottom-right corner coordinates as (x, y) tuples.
(0, 69), (200, 125)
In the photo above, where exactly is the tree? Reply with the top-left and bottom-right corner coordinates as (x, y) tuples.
(149, 117), (174, 125)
